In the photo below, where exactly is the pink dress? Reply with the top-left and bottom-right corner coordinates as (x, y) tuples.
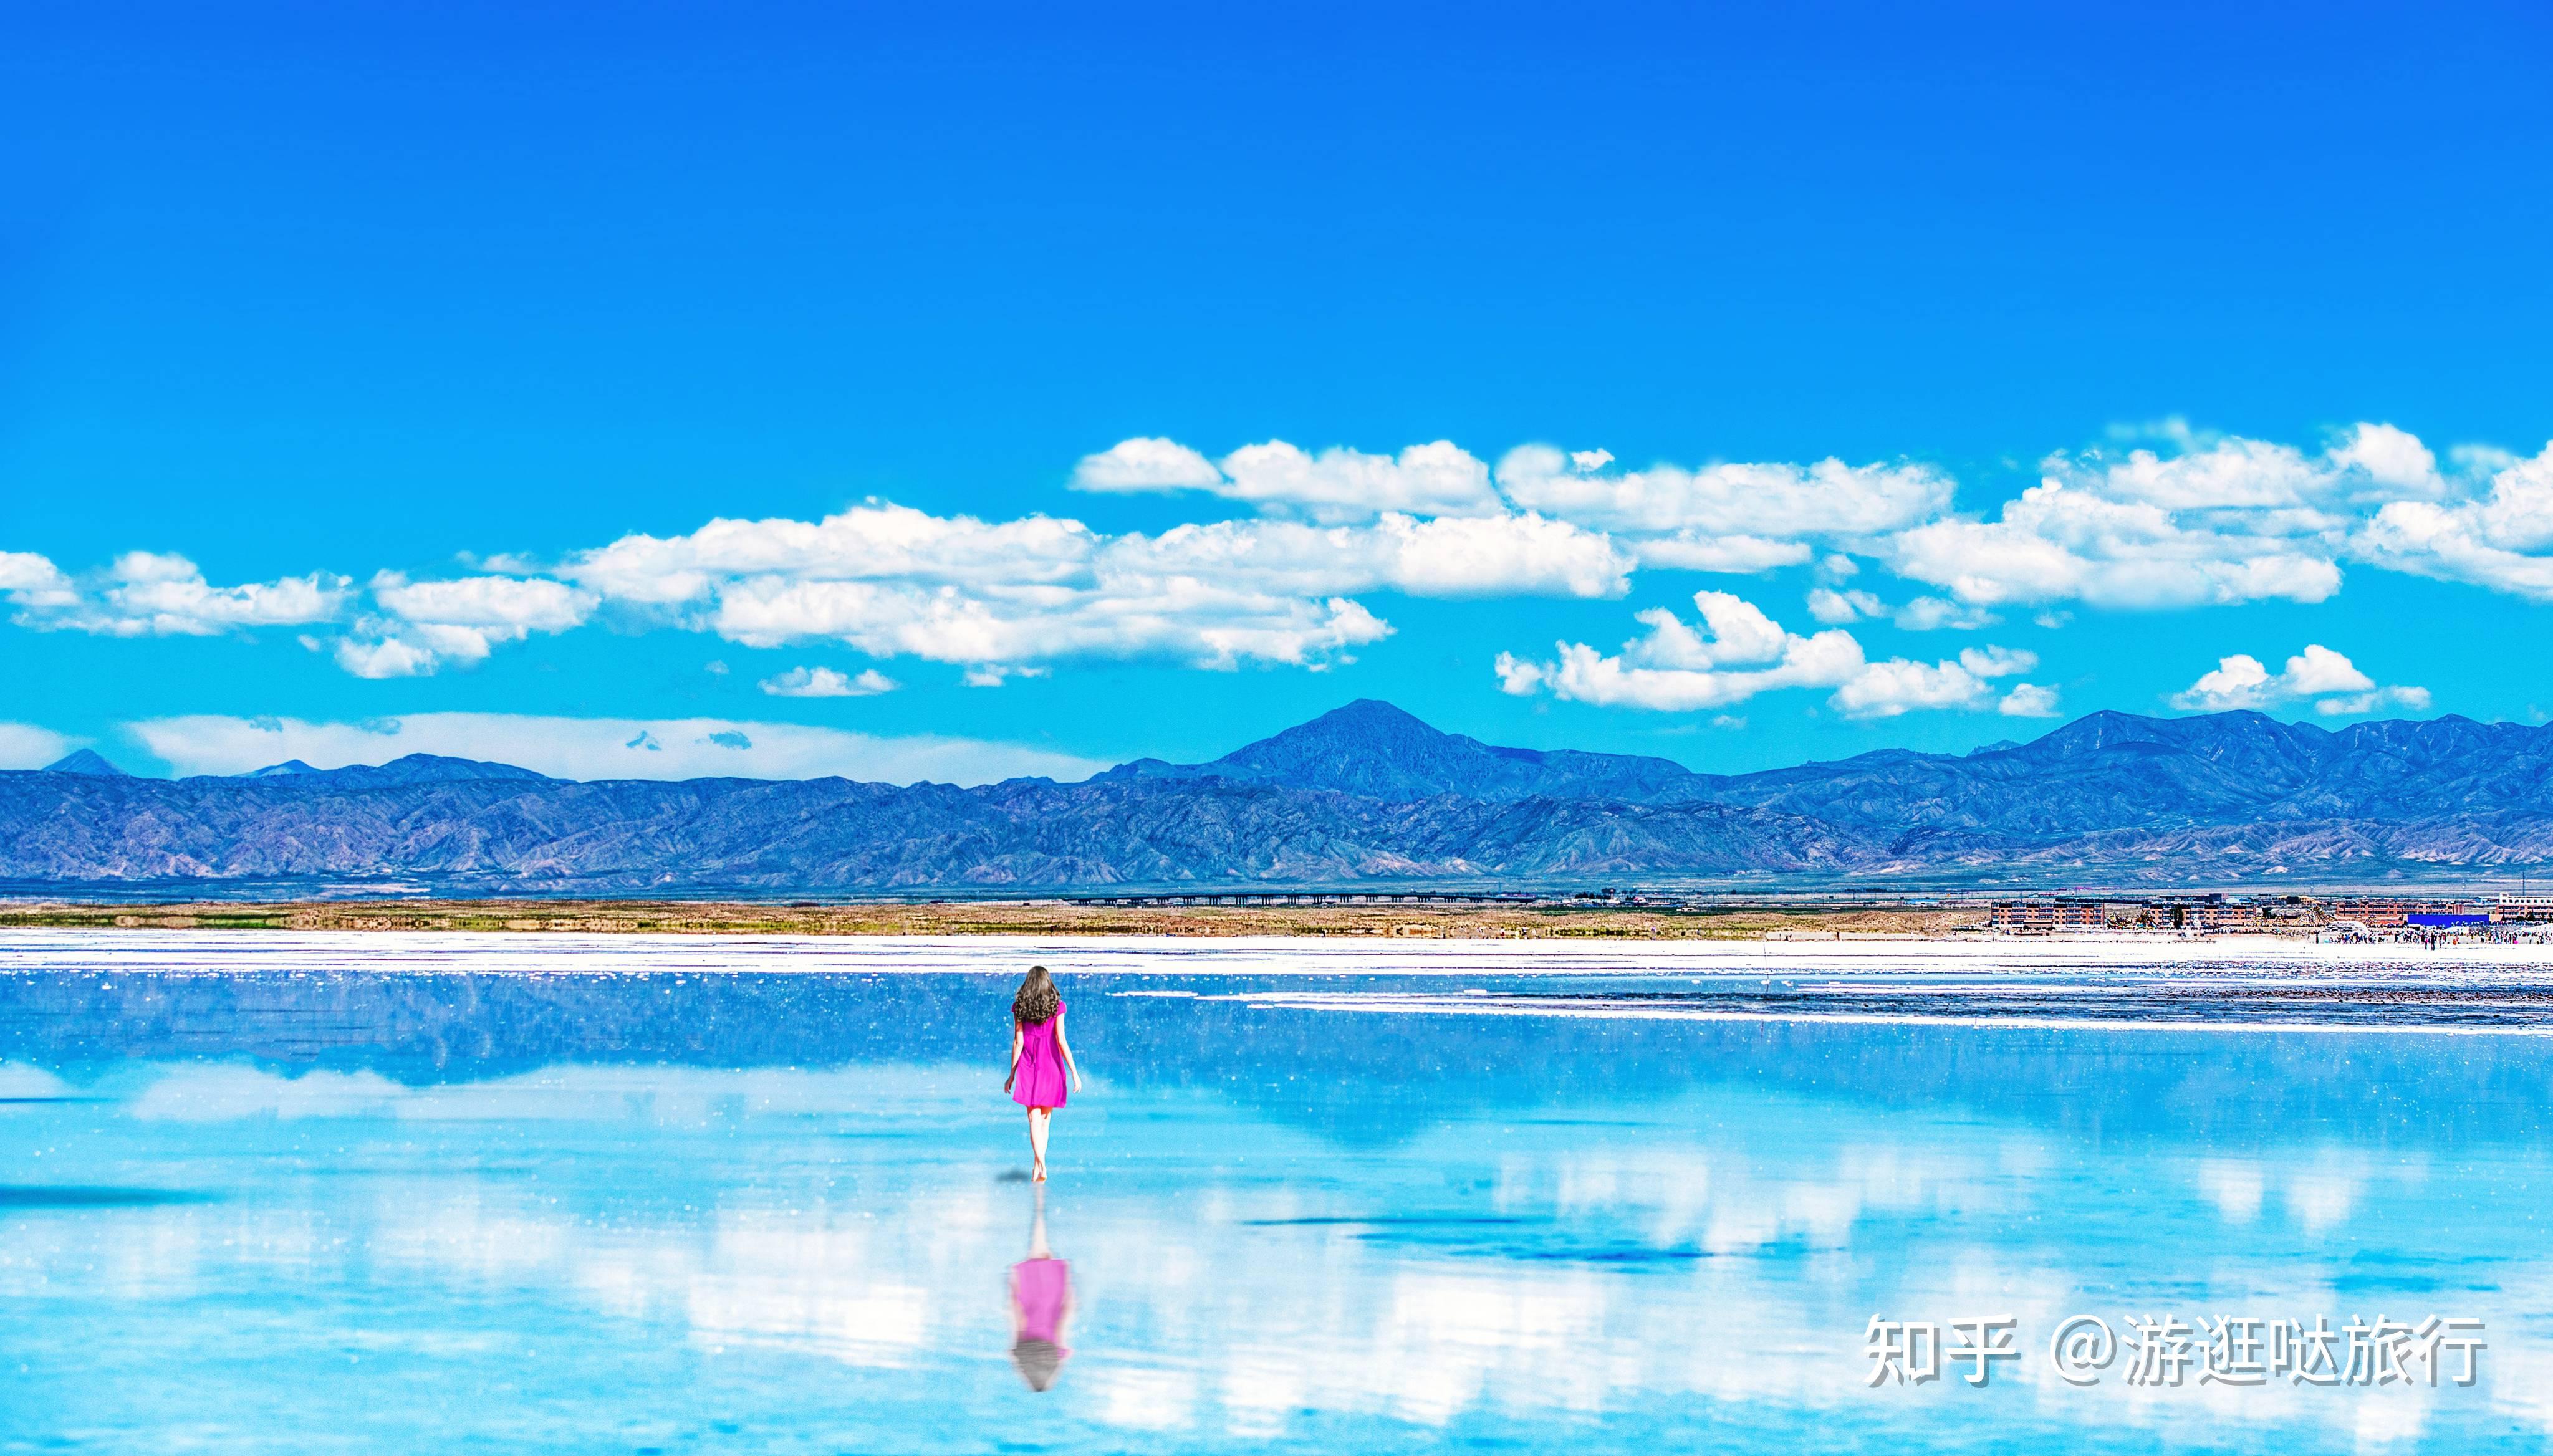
(1012, 1002), (1069, 1108)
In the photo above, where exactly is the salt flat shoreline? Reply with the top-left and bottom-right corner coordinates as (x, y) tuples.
(9, 925), (2553, 972)
(0, 896), (2148, 942)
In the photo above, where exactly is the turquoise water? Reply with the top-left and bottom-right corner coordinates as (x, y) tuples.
(2, 932), (2551, 1452)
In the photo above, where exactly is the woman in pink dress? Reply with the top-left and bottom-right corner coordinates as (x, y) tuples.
(1004, 965), (1083, 1182)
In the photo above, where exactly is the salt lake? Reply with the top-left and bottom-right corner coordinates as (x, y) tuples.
(2, 931), (2549, 1453)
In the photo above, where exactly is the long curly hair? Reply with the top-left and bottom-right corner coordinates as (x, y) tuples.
(1013, 964), (1061, 1025)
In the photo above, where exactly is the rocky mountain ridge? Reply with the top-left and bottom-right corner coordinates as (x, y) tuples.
(5, 701), (2547, 892)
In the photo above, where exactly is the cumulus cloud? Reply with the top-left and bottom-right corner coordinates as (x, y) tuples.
(548, 499), (1397, 673)
(1496, 444), (1952, 539)
(128, 713), (1107, 786)
(1870, 424), (2526, 615)
(1633, 534), (1813, 574)
(759, 666), (898, 697)
(1113, 512), (1632, 600)
(2329, 423), (2443, 494)
(1892, 596), (1999, 631)
(705, 575), (1392, 670)
(23, 423), (2553, 695)
(1219, 440), (1502, 520)
(1068, 437), (1224, 492)
(1071, 437), (1503, 521)
(1497, 592), (2042, 721)
(332, 573), (601, 678)
(2168, 644), (2429, 716)
(0, 552), (77, 613)
(1880, 481), (2344, 610)
(563, 502), (1099, 605)
(11, 551), (351, 636)
(1495, 592), (1865, 712)
(2352, 442), (2553, 600)
(1807, 587), (1994, 631)
(541, 498), (1628, 679)
(0, 722), (74, 770)
(1805, 588), (1883, 625)
(1998, 682), (2062, 718)
(1830, 646), (2038, 719)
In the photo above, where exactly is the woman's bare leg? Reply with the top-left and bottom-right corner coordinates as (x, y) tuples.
(1028, 1107), (1051, 1181)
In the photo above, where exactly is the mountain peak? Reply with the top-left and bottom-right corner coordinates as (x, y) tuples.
(1102, 699), (1703, 804)
(42, 749), (130, 777)
(190, 754), (553, 788)
(316, 754), (553, 787)
(1234, 699), (1453, 756)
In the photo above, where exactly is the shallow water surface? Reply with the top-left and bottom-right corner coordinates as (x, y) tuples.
(1, 931), (2549, 1453)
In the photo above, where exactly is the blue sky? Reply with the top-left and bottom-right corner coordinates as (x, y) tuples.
(3, 1), (2551, 782)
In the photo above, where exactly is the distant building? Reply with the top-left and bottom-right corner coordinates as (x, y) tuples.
(2327, 897), (2474, 928)
(1989, 901), (2104, 932)
(1987, 897), (2274, 932)
(2178, 901), (2263, 932)
(2496, 894), (2553, 922)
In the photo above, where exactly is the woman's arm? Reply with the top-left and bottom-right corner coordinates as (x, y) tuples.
(1005, 1022), (1022, 1092)
(1055, 1012), (1084, 1092)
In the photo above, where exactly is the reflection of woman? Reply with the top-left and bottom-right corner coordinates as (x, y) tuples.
(1004, 965), (1084, 1183)
(1009, 1187), (1074, 1391)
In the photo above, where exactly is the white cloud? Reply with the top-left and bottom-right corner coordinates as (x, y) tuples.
(14, 552), (351, 637)
(2352, 442), (2553, 600)
(2168, 644), (2428, 717)
(1494, 592), (1865, 712)
(1892, 596), (1998, 631)
(1632, 534), (1812, 574)
(1870, 424), (2532, 615)
(1805, 587), (1998, 631)
(1500, 595), (2042, 721)
(563, 502), (1099, 604)
(760, 666), (898, 697)
(128, 713), (1107, 786)
(704, 575), (1392, 670)
(1806, 587), (1883, 625)
(1881, 481), (2345, 610)
(0, 551), (77, 613)
(1998, 682), (2062, 718)
(2329, 423), (2442, 494)
(2065, 435), (2334, 512)
(1115, 512), (1630, 600)
(1071, 437), (1503, 521)
(334, 635), (440, 679)
(2314, 686), (2431, 716)
(542, 499), (1626, 679)
(1069, 437), (1224, 492)
(1217, 439), (1502, 520)
(1496, 444), (1953, 539)
(333, 573), (601, 677)
(0, 722), (74, 769)
(1830, 646), (2036, 720)
(27, 423), (2553, 694)
(375, 573), (595, 635)
(552, 500), (1396, 673)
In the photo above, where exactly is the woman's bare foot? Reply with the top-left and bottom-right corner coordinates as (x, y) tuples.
(1032, 1161), (1047, 1182)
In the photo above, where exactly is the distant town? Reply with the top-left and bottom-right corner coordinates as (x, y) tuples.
(1043, 887), (2553, 942)
(1978, 892), (2553, 941)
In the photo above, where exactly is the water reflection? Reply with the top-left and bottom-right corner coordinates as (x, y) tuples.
(0, 938), (2549, 1452)
(1008, 1187), (1075, 1391)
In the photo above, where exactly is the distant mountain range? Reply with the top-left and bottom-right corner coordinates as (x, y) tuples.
(9, 700), (2553, 894)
